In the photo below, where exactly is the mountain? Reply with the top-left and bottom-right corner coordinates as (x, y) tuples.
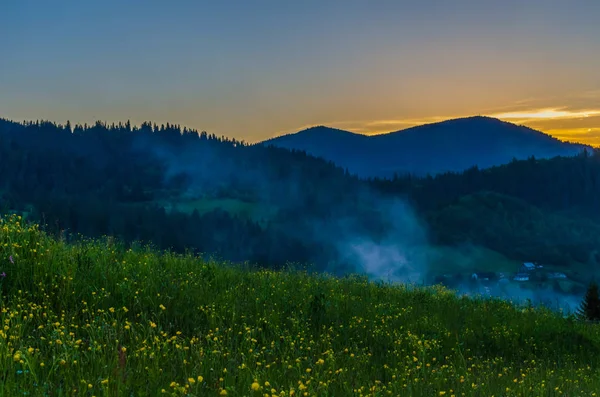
(261, 116), (590, 177)
(4, 116), (600, 281)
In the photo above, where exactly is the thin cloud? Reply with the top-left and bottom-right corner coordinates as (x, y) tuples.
(271, 98), (600, 146)
(487, 106), (600, 146)
(549, 127), (600, 136)
(491, 108), (600, 120)
(365, 117), (449, 127)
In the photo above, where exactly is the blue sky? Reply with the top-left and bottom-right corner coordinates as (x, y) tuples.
(1, 0), (600, 143)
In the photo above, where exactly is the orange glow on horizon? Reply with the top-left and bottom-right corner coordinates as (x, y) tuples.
(273, 106), (600, 147)
(491, 108), (600, 120)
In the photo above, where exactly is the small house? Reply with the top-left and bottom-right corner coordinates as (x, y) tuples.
(513, 273), (530, 281)
(520, 262), (536, 272)
(548, 272), (567, 279)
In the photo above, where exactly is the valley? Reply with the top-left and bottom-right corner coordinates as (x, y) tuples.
(4, 3), (599, 394)
(1, 116), (600, 395)
(2, 117), (599, 308)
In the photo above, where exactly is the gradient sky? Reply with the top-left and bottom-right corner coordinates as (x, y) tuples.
(2, 0), (600, 144)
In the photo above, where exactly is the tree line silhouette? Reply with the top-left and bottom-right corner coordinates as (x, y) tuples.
(2, 118), (600, 274)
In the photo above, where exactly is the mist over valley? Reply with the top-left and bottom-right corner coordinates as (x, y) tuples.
(1, 116), (597, 314)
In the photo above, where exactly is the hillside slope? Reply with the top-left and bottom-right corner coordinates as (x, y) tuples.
(262, 116), (588, 177)
(1, 214), (599, 395)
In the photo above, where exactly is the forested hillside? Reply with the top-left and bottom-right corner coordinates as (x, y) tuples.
(2, 118), (600, 280)
(369, 153), (600, 266)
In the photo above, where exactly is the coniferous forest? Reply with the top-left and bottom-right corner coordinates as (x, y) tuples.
(2, 117), (600, 281)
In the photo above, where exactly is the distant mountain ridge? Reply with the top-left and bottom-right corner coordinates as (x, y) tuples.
(261, 116), (590, 177)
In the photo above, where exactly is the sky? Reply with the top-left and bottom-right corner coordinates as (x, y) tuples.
(1, 0), (600, 144)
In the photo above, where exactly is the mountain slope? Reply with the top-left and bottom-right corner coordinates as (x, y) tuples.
(262, 116), (589, 177)
(261, 126), (369, 169)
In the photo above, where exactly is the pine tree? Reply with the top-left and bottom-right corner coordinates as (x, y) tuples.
(577, 281), (600, 322)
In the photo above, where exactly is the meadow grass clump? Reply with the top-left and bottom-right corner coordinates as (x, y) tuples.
(1, 213), (600, 396)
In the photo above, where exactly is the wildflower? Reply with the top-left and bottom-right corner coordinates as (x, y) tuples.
(251, 382), (260, 391)
(9, 256), (13, 264)
(0, 272), (5, 278)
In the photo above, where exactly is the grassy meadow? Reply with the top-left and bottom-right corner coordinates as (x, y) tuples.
(160, 197), (278, 227)
(1, 214), (600, 396)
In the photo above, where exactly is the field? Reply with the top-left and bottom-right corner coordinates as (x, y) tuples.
(1, 214), (600, 396)
(159, 197), (278, 227)
(423, 245), (520, 276)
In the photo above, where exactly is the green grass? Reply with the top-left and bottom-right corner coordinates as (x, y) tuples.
(1, 214), (600, 396)
(423, 245), (520, 277)
(160, 197), (278, 226)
